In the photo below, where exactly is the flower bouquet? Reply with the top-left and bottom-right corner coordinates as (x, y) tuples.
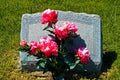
(19, 9), (90, 80)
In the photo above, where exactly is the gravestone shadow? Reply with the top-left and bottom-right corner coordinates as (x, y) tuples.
(65, 36), (86, 53)
(102, 51), (117, 72)
(64, 51), (117, 80)
(64, 37), (97, 79)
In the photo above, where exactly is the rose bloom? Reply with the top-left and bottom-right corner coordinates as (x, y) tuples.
(66, 22), (78, 33)
(28, 41), (38, 55)
(76, 47), (90, 64)
(41, 9), (58, 26)
(38, 36), (58, 57)
(53, 22), (78, 40)
(20, 40), (26, 47)
(53, 25), (68, 40)
(28, 41), (37, 47)
(30, 45), (38, 55)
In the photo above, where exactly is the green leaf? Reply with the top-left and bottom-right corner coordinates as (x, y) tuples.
(78, 63), (84, 68)
(18, 45), (30, 52)
(39, 61), (46, 68)
(69, 63), (76, 70)
(37, 65), (43, 70)
(46, 30), (54, 34)
(43, 26), (51, 30)
(75, 59), (80, 64)
(69, 60), (80, 70)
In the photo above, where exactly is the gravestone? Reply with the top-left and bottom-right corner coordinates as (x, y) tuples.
(20, 10), (102, 73)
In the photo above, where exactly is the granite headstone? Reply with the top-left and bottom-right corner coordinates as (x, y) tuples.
(20, 10), (102, 73)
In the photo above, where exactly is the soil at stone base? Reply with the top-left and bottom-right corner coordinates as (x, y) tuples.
(31, 71), (53, 80)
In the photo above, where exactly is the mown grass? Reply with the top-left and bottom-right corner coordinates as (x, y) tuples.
(0, 0), (120, 80)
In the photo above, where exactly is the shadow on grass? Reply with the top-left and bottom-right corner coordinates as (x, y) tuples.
(101, 51), (117, 72)
(64, 51), (117, 80)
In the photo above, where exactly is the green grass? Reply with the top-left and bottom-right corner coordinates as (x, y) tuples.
(0, 0), (120, 80)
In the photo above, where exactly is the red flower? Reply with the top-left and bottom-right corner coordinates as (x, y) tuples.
(30, 46), (37, 55)
(20, 40), (26, 47)
(41, 9), (58, 26)
(28, 41), (38, 55)
(53, 25), (68, 40)
(66, 22), (78, 33)
(39, 36), (58, 57)
(53, 22), (78, 40)
(76, 47), (90, 64)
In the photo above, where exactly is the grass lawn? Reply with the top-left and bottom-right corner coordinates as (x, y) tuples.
(0, 0), (120, 80)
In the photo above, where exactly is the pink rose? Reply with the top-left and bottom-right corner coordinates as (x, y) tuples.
(28, 41), (38, 47)
(53, 22), (78, 40)
(53, 25), (68, 40)
(76, 47), (90, 64)
(41, 9), (58, 26)
(28, 41), (38, 55)
(20, 40), (26, 47)
(30, 46), (37, 55)
(39, 36), (58, 57)
(66, 22), (78, 33)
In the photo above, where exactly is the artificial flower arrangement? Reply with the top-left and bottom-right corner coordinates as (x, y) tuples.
(19, 9), (90, 80)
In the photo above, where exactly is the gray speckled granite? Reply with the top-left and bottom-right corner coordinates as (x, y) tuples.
(20, 10), (102, 73)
